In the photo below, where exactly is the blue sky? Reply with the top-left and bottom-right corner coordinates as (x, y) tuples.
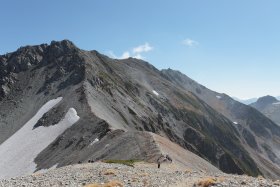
(1, 0), (280, 99)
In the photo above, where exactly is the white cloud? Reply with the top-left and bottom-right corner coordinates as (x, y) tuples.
(182, 38), (199, 47)
(121, 51), (130, 59)
(108, 51), (117, 58)
(133, 53), (144, 59)
(108, 42), (153, 60)
(132, 43), (153, 54)
(108, 51), (130, 59)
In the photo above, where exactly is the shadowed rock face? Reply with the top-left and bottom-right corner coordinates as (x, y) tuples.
(0, 40), (280, 179)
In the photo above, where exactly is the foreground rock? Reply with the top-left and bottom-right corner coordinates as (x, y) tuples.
(0, 162), (279, 187)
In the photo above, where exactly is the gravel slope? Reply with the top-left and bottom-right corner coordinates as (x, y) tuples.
(1, 162), (279, 187)
(0, 162), (193, 187)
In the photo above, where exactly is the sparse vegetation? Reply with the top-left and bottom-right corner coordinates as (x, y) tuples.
(102, 160), (141, 167)
(184, 168), (192, 173)
(131, 177), (139, 182)
(103, 169), (117, 176)
(197, 177), (216, 187)
(273, 180), (280, 186)
(257, 175), (264, 180)
(84, 180), (123, 187)
(139, 172), (149, 177)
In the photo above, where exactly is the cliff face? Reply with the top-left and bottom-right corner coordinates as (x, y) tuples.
(0, 40), (280, 179)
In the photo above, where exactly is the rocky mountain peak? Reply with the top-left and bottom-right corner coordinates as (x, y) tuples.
(0, 40), (80, 75)
(48, 40), (78, 57)
(50, 39), (76, 49)
(250, 95), (279, 111)
(253, 95), (277, 105)
(250, 95), (280, 125)
(257, 95), (278, 104)
(0, 40), (85, 99)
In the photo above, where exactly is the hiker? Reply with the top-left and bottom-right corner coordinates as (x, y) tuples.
(157, 154), (172, 168)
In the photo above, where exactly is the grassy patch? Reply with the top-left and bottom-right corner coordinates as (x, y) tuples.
(84, 180), (123, 187)
(197, 177), (217, 187)
(103, 169), (117, 176)
(102, 159), (141, 167)
(184, 168), (192, 173)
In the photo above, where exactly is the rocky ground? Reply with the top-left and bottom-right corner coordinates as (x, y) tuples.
(0, 162), (279, 187)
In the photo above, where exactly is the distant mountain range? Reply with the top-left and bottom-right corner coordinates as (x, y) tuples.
(232, 97), (258, 105)
(234, 96), (280, 105)
(250, 96), (280, 126)
(234, 95), (280, 126)
(1, 40), (280, 179)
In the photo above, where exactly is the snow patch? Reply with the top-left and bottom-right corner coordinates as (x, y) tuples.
(233, 122), (238, 125)
(216, 95), (222, 99)
(90, 138), (99, 146)
(152, 90), (159, 96)
(273, 102), (280, 105)
(0, 97), (80, 179)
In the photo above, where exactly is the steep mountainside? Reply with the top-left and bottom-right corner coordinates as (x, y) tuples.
(161, 69), (280, 179)
(250, 96), (280, 125)
(0, 40), (279, 179)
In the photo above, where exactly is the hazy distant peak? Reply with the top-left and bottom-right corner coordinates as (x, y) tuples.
(250, 95), (280, 126)
(256, 95), (278, 104)
(250, 95), (279, 111)
(232, 97), (258, 105)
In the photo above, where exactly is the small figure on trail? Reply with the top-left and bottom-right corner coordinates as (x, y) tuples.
(157, 154), (172, 168)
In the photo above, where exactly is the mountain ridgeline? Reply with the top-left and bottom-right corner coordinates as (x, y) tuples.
(1, 40), (280, 179)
